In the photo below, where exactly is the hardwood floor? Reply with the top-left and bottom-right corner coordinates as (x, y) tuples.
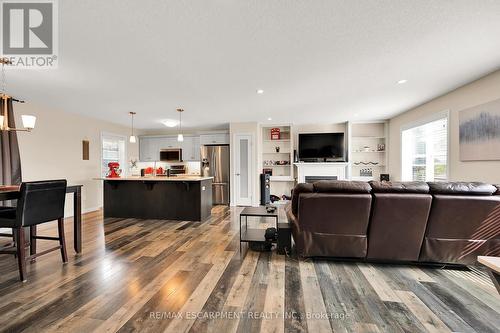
(0, 206), (499, 332)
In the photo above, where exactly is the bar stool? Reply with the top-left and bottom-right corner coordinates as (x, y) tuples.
(0, 180), (67, 282)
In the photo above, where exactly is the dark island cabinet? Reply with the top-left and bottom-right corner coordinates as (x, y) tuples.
(103, 177), (213, 221)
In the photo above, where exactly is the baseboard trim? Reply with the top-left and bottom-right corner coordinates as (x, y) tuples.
(64, 206), (101, 218)
(84, 206), (102, 214)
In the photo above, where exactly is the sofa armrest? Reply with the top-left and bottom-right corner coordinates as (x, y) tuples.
(285, 203), (298, 229)
(291, 183), (314, 215)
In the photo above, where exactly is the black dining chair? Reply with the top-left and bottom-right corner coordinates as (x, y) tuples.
(0, 207), (17, 247)
(0, 180), (68, 282)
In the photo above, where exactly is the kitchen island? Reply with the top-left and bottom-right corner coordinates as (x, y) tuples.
(101, 176), (213, 221)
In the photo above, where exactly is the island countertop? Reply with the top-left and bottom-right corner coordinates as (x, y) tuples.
(97, 176), (214, 182)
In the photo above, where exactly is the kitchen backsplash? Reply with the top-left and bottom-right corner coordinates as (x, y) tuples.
(134, 161), (201, 175)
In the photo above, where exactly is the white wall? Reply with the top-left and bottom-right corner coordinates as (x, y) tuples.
(388, 69), (500, 183)
(14, 103), (139, 216)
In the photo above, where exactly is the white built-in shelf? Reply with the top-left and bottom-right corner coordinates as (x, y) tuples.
(352, 151), (386, 154)
(270, 176), (294, 182)
(263, 139), (290, 142)
(261, 125), (294, 193)
(272, 200), (291, 205)
(349, 121), (389, 180)
(293, 162), (349, 166)
(351, 176), (374, 181)
(352, 136), (386, 139)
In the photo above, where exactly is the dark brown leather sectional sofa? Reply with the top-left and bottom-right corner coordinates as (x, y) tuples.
(286, 180), (500, 264)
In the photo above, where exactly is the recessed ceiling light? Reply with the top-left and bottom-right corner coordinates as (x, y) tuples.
(161, 119), (178, 127)
(267, 117), (272, 121)
(397, 79), (408, 84)
(256, 89), (264, 94)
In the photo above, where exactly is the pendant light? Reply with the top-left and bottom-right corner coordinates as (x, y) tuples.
(177, 108), (184, 142)
(0, 58), (36, 132)
(129, 112), (137, 143)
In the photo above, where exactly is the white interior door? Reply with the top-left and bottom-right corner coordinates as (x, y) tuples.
(234, 134), (253, 206)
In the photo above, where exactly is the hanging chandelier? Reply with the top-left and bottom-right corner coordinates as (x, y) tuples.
(0, 58), (36, 132)
(129, 111), (137, 143)
(177, 108), (184, 142)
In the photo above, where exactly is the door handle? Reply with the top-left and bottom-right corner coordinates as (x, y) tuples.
(235, 173), (240, 176)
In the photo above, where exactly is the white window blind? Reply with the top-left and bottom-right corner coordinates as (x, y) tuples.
(401, 115), (448, 182)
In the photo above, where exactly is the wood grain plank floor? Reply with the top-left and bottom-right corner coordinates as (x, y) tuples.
(0, 207), (499, 333)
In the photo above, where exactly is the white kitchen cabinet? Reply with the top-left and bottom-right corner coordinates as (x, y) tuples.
(139, 137), (151, 161)
(158, 136), (179, 149)
(179, 136), (201, 161)
(139, 137), (161, 161)
(181, 137), (193, 161)
(140, 134), (204, 162)
(192, 136), (201, 161)
(199, 133), (229, 145)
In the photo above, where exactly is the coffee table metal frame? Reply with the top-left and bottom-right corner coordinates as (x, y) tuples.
(239, 206), (279, 254)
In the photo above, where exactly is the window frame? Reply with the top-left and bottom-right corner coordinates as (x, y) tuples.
(400, 110), (450, 182)
(100, 132), (128, 177)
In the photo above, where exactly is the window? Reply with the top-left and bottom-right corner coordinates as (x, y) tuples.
(101, 134), (127, 177)
(401, 113), (448, 182)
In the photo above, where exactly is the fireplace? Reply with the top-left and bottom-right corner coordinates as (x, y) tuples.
(305, 176), (338, 183)
(294, 162), (349, 183)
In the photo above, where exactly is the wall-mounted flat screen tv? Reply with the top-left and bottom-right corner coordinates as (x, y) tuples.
(298, 133), (345, 162)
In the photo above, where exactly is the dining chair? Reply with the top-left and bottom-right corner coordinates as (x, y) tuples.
(0, 186), (20, 243)
(0, 180), (67, 282)
(0, 207), (16, 247)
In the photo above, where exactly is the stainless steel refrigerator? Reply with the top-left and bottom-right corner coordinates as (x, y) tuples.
(201, 145), (230, 205)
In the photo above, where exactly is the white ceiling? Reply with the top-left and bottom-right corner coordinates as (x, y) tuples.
(7, 0), (500, 129)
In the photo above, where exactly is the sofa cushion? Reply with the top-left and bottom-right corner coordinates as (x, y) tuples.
(370, 181), (429, 194)
(420, 194), (500, 264)
(367, 193), (432, 261)
(428, 182), (496, 195)
(313, 180), (371, 194)
(296, 192), (372, 258)
(291, 183), (314, 215)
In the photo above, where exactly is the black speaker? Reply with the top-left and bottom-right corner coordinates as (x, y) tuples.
(380, 174), (390, 181)
(260, 174), (271, 205)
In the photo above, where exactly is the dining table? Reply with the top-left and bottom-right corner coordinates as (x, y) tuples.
(0, 184), (83, 254)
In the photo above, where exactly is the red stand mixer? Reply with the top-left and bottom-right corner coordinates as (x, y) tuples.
(106, 162), (122, 178)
